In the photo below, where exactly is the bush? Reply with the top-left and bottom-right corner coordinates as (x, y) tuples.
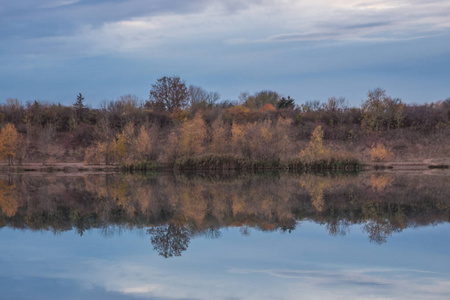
(370, 143), (393, 162)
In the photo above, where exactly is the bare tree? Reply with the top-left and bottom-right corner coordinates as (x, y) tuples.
(146, 76), (190, 112)
(189, 85), (220, 108)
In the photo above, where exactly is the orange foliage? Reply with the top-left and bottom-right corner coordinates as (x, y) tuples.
(0, 180), (19, 217)
(371, 174), (394, 192)
(261, 103), (276, 112)
(180, 113), (207, 157)
(0, 123), (18, 165)
(210, 116), (229, 154)
(136, 125), (153, 160)
(370, 143), (393, 162)
(84, 141), (109, 165)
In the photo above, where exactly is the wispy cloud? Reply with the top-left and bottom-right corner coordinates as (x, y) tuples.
(2, 0), (450, 58)
(39, 0), (81, 9)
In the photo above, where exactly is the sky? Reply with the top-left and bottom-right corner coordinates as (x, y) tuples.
(1, 0), (450, 107)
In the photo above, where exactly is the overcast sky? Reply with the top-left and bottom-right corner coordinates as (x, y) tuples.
(1, 0), (449, 106)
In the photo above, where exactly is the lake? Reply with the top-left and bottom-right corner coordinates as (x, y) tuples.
(1, 170), (449, 299)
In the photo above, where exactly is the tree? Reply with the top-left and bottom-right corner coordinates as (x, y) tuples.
(189, 85), (220, 109)
(73, 93), (87, 124)
(210, 116), (229, 154)
(362, 88), (404, 131)
(39, 125), (55, 165)
(136, 125), (153, 161)
(111, 122), (134, 163)
(322, 97), (347, 126)
(180, 112), (207, 157)
(95, 116), (115, 165)
(243, 90), (280, 109)
(2, 98), (24, 125)
(277, 96), (295, 109)
(301, 125), (329, 159)
(147, 76), (190, 112)
(0, 123), (19, 165)
(301, 100), (321, 112)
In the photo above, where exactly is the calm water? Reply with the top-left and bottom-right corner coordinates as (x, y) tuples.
(0, 171), (449, 299)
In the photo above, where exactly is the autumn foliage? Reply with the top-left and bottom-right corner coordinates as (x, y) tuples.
(0, 81), (448, 166)
(370, 143), (394, 162)
(0, 123), (18, 165)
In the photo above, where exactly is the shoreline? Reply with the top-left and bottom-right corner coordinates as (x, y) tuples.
(0, 160), (448, 173)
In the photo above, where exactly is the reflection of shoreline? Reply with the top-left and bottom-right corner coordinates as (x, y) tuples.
(0, 172), (449, 250)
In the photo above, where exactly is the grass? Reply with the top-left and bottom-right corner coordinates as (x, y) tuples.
(173, 153), (362, 171)
(121, 160), (161, 171)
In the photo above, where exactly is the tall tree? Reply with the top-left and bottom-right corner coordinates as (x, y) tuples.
(146, 76), (190, 112)
(180, 112), (207, 157)
(73, 93), (87, 123)
(0, 123), (18, 165)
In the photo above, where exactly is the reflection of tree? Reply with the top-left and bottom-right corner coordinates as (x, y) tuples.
(326, 219), (350, 237)
(239, 225), (251, 236)
(147, 224), (191, 258)
(0, 179), (18, 217)
(2, 172), (450, 248)
(363, 220), (396, 244)
(361, 202), (400, 244)
(301, 176), (330, 212)
(370, 174), (394, 192)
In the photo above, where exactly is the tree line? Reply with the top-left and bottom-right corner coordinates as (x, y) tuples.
(0, 76), (449, 165)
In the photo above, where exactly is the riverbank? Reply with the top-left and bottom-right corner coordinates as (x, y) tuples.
(0, 158), (448, 173)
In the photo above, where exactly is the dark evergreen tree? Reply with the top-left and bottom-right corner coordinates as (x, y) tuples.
(73, 93), (86, 123)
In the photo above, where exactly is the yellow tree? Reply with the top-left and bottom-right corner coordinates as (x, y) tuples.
(210, 116), (229, 155)
(0, 123), (19, 165)
(111, 133), (128, 163)
(111, 122), (134, 163)
(231, 122), (245, 155)
(180, 112), (206, 157)
(301, 175), (330, 212)
(301, 125), (329, 159)
(136, 125), (153, 161)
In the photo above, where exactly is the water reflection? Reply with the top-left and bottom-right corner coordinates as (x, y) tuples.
(0, 171), (449, 257)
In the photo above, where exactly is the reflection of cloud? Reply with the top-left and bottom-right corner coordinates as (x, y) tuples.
(228, 267), (450, 299)
(35, 256), (450, 300)
(2, 225), (450, 300)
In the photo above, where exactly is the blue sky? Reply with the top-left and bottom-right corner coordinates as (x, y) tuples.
(1, 0), (450, 107)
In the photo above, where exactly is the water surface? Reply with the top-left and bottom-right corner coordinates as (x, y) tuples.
(0, 171), (449, 299)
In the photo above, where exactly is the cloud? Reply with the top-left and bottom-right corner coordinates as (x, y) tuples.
(1, 0), (450, 105)
(39, 0), (81, 9)
(2, 0), (450, 59)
